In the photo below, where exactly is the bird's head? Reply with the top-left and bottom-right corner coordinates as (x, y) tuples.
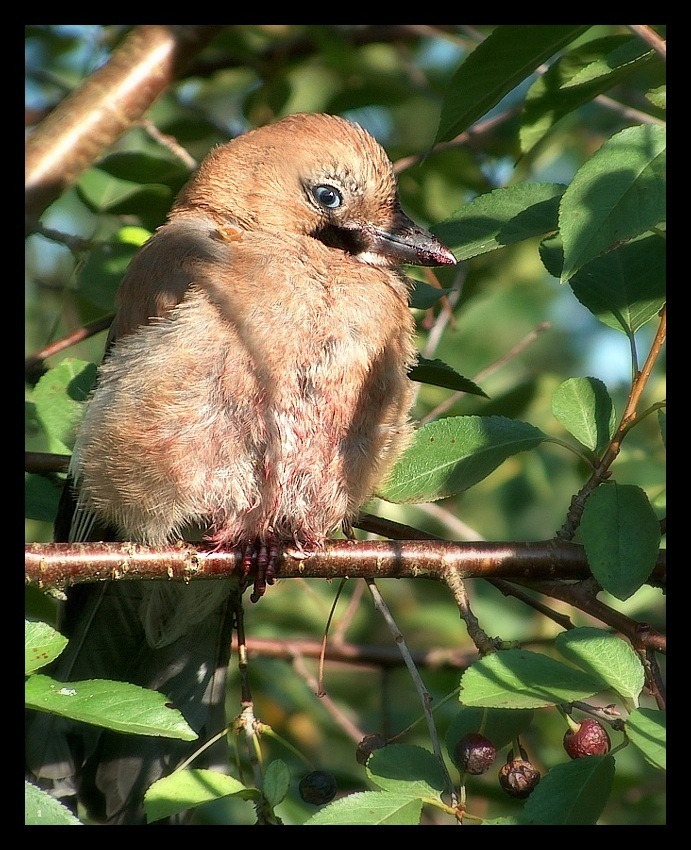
(173, 113), (456, 268)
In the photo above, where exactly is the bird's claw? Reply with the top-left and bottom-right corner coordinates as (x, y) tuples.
(240, 540), (281, 602)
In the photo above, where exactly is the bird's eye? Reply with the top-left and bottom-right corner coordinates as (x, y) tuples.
(312, 184), (343, 210)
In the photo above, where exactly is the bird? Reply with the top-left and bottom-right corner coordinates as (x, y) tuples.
(26, 112), (456, 823)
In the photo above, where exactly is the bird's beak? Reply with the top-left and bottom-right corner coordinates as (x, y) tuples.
(362, 212), (457, 267)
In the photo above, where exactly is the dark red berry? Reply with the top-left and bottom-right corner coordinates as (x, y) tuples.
(356, 733), (387, 765)
(453, 732), (497, 775)
(498, 755), (541, 799)
(563, 718), (611, 759)
(298, 770), (337, 805)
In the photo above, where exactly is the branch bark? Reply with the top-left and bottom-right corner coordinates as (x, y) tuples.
(25, 25), (224, 219)
(25, 538), (666, 590)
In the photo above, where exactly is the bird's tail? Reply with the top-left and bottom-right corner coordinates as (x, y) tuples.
(26, 481), (237, 824)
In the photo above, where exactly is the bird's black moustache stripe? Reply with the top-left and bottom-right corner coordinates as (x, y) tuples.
(312, 222), (368, 256)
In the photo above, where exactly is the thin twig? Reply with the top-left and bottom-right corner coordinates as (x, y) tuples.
(595, 93), (665, 126)
(393, 106), (522, 173)
(558, 306), (666, 539)
(330, 579), (367, 644)
(139, 118), (198, 169)
(627, 25), (666, 59)
(234, 600), (265, 791)
(291, 651), (366, 744)
(420, 322), (551, 424)
(442, 567), (498, 656)
(317, 579), (347, 695)
(25, 315), (113, 378)
(365, 578), (458, 806)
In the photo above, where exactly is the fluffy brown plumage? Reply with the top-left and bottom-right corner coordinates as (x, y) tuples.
(27, 113), (455, 822)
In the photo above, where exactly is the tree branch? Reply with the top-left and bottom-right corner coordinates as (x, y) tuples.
(24, 538), (666, 591)
(25, 25), (224, 219)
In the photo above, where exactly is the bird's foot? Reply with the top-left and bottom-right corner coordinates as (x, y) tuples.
(240, 539), (281, 603)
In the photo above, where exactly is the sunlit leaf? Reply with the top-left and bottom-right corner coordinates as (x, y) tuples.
(144, 768), (255, 823)
(559, 125), (666, 282)
(520, 36), (655, 153)
(25, 674), (197, 740)
(625, 708), (666, 770)
(433, 183), (564, 260)
(304, 792), (423, 825)
(552, 377), (616, 453)
(367, 745), (445, 799)
(25, 781), (83, 825)
(31, 359), (97, 454)
(25, 620), (68, 674)
(459, 649), (603, 709)
(264, 760), (291, 808)
(435, 25), (590, 144)
(540, 233), (666, 335)
(378, 416), (547, 504)
(556, 627), (644, 709)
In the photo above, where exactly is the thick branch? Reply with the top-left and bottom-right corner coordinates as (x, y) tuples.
(25, 25), (224, 219)
(25, 538), (666, 590)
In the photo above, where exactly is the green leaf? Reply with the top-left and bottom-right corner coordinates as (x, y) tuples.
(263, 759), (291, 808)
(459, 649), (604, 709)
(555, 627), (644, 709)
(409, 357), (488, 397)
(435, 25), (591, 144)
(25, 781), (83, 825)
(562, 37), (655, 87)
(445, 707), (534, 760)
(78, 240), (141, 311)
(580, 483), (661, 600)
(433, 183), (564, 261)
(25, 620), (68, 674)
(25, 473), (63, 522)
(144, 768), (255, 823)
(25, 674), (197, 740)
(367, 744), (446, 800)
(540, 233), (666, 335)
(625, 708), (666, 770)
(409, 281), (453, 309)
(304, 791), (423, 825)
(522, 756), (615, 824)
(96, 150), (189, 186)
(559, 124), (666, 283)
(520, 36), (655, 154)
(31, 359), (98, 454)
(646, 85), (666, 110)
(551, 377), (616, 453)
(377, 416), (547, 504)
(76, 165), (173, 228)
